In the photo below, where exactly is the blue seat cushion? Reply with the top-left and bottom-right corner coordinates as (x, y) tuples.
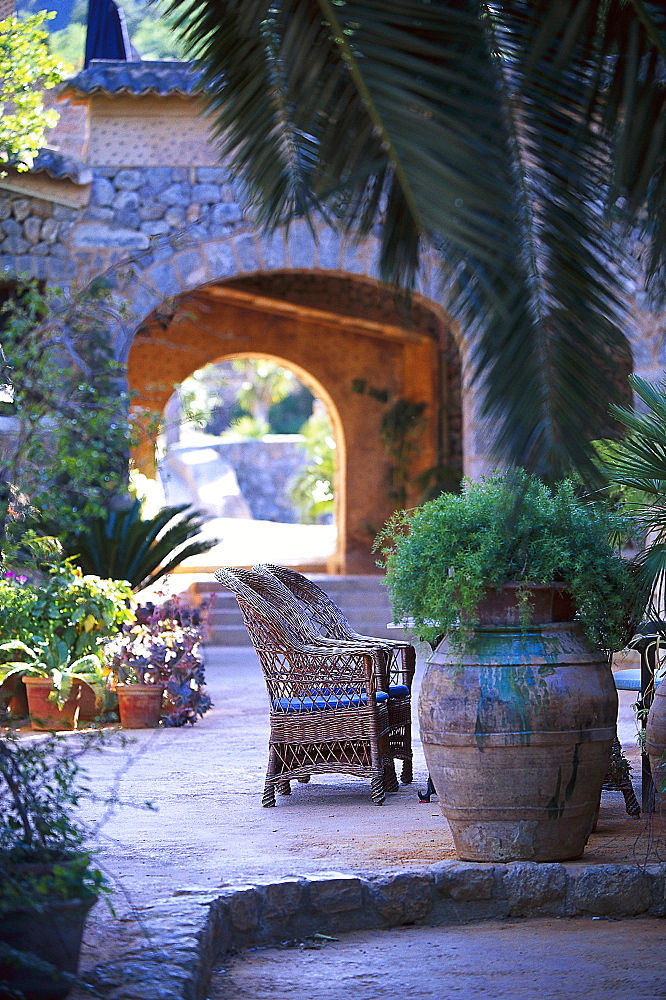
(389, 684), (410, 699)
(273, 693), (364, 712)
(272, 684), (411, 713)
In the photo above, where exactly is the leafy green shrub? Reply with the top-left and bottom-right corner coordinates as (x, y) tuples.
(0, 279), (133, 559)
(0, 562), (133, 655)
(0, 732), (110, 896)
(0, 559), (133, 710)
(375, 470), (641, 651)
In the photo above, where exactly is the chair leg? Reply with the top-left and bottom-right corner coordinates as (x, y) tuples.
(262, 778), (276, 807)
(277, 779), (291, 795)
(263, 745), (278, 807)
(400, 753), (413, 785)
(297, 775), (311, 783)
(384, 759), (399, 793)
(370, 772), (386, 805)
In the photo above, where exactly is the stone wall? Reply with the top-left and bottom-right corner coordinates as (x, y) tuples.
(82, 863), (666, 1000)
(214, 437), (311, 523)
(80, 165), (243, 248)
(0, 152), (245, 284)
(159, 436), (312, 523)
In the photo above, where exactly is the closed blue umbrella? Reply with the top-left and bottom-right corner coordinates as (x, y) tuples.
(84, 0), (131, 68)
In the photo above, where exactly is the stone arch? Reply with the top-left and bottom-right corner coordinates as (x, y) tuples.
(122, 229), (461, 573)
(111, 222), (444, 362)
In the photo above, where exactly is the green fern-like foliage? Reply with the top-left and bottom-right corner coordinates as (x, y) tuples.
(602, 374), (666, 617)
(62, 500), (217, 593)
(375, 470), (641, 652)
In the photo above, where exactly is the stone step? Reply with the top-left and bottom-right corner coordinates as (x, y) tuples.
(190, 575), (397, 646)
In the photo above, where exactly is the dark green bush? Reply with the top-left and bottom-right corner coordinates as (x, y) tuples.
(375, 470), (641, 651)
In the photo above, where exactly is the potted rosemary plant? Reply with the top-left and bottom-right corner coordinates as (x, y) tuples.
(376, 470), (637, 650)
(375, 470), (641, 863)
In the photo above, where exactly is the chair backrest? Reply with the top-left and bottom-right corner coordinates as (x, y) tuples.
(229, 567), (323, 645)
(215, 567), (376, 703)
(255, 564), (353, 640)
(214, 568), (305, 653)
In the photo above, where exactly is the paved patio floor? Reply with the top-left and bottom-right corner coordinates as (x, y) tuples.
(65, 643), (666, 980)
(209, 918), (666, 1000)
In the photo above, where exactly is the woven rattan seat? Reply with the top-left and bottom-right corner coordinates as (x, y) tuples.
(215, 567), (396, 806)
(255, 564), (416, 784)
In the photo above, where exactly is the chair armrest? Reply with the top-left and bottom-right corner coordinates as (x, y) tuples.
(286, 643), (389, 695)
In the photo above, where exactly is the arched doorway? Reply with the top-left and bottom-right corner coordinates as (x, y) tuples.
(127, 270), (461, 573)
(155, 352), (344, 571)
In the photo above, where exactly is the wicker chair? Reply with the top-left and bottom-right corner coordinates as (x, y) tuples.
(255, 563), (416, 784)
(215, 568), (396, 806)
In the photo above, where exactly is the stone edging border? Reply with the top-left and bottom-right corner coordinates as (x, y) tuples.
(86, 860), (666, 999)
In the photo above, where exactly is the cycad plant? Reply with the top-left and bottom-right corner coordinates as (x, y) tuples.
(62, 500), (217, 593)
(165, 0), (666, 485)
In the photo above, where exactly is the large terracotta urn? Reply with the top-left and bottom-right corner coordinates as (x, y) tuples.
(418, 586), (618, 862)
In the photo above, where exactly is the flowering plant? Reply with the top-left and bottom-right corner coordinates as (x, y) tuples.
(0, 558), (134, 655)
(105, 600), (211, 726)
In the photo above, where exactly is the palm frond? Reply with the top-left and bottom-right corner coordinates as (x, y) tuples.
(516, 0), (666, 303)
(165, 0), (641, 482)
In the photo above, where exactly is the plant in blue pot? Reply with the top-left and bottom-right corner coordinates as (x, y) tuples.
(376, 470), (642, 862)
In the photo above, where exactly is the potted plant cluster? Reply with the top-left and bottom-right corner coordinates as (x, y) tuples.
(376, 470), (641, 862)
(0, 553), (134, 730)
(0, 732), (111, 1000)
(105, 599), (212, 729)
(0, 637), (107, 732)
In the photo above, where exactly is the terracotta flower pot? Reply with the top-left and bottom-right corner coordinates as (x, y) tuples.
(472, 583), (577, 626)
(23, 677), (92, 732)
(0, 675), (29, 718)
(116, 683), (164, 728)
(419, 585), (617, 862)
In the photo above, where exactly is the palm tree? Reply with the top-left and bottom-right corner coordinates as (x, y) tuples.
(164, 0), (666, 485)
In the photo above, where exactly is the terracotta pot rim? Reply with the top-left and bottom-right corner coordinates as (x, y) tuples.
(116, 682), (165, 691)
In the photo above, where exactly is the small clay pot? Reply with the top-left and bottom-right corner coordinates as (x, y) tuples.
(472, 583), (577, 626)
(23, 677), (99, 731)
(116, 683), (164, 729)
(0, 675), (29, 718)
(24, 677), (77, 731)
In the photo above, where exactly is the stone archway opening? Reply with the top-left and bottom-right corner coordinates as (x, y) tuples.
(151, 352), (344, 572)
(127, 268), (462, 573)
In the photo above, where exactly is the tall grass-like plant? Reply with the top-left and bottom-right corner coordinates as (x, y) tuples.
(375, 471), (640, 651)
